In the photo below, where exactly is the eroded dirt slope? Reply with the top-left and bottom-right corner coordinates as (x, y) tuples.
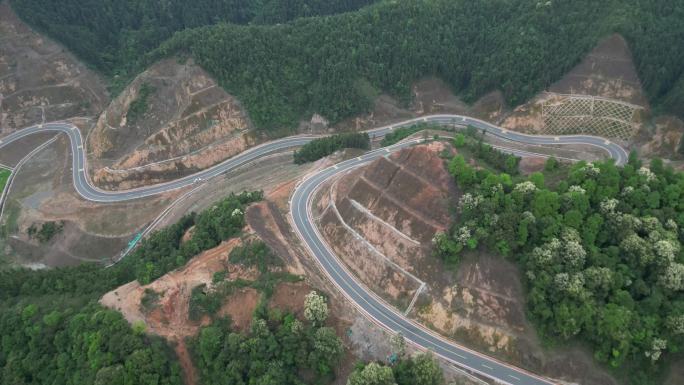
(501, 34), (648, 135)
(101, 235), (321, 385)
(88, 58), (253, 189)
(499, 33), (683, 160)
(311, 142), (618, 385)
(0, 3), (107, 133)
(314, 143), (456, 310)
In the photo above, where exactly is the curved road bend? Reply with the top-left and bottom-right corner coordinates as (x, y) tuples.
(0, 115), (626, 202)
(1, 117), (628, 384)
(291, 140), (555, 385)
(289, 122), (625, 385)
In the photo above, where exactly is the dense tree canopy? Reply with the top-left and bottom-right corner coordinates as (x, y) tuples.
(439, 145), (684, 384)
(10, 0), (375, 84)
(0, 191), (263, 302)
(0, 191), (264, 384)
(346, 353), (444, 385)
(10, 0), (683, 129)
(191, 297), (343, 384)
(0, 302), (182, 385)
(293, 132), (370, 164)
(152, 0), (684, 129)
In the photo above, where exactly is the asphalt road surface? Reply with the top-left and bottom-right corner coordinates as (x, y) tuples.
(286, 119), (626, 385)
(0, 115), (627, 202)
(290, 138), (558, 385)
(1, 115), (628, 385)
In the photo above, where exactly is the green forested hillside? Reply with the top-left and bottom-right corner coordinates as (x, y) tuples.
(0, 192), (263, 385)
(438, 142), (684, 384)
(0, 303), (182, 385)
(293, 132), (370, 164)
(11, 0), (683, 130)
(9, 0), (376, 81)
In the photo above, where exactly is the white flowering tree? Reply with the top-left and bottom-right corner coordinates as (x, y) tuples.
(660, 263), (684, 291)
(304, 291), (329, 325)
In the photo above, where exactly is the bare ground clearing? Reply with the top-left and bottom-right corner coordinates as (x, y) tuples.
(0, 2), (107, 133)
(0, 135), (177, 267)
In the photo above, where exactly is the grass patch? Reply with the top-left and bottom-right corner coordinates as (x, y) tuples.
(0, 168), (11, 194)
(380, 123), (433, 146)
(27, 221), (65, 243)
(126, 82), (155, 123)
(229, 239), (282, 274)
(1, 200), (21, 238)
(140, 288), (161, 313)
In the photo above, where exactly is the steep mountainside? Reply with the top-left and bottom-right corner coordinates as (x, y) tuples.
(7, 0), (682, 132)
(501, 34), (648, 135)
(9, 0), (377, 91)
(316, 143), (455, 309)
(0, 3), (107, 133)
(88, 59), (252, 189)
(313, 143), (618, 385)
(500, 34), (684, 159)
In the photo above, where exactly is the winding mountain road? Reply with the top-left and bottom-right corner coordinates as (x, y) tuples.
(0, 115), (627, 202)
(0, 115), (628, 385)
(291, 139), (552, 385)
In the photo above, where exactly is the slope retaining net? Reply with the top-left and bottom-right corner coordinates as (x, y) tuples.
(542, 94), (642, 140)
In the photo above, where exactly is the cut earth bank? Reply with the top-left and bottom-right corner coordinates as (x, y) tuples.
(313, 141), (620, 385)
(102, 165), (484, 385)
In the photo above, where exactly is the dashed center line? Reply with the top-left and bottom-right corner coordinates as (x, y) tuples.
(508, 374), (521, 381)
(482, 364), (493, 370)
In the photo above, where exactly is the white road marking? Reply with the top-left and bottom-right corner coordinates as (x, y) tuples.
(333, 165), (338, 170)
(604, 140), (611, 145)
(482, 364), (493, 370)
(356, 156), (362, 161)
(554, 136), (560, 141)
(384, 148), (390, 153)
(508, 374), (521, 381)
(501, 129), (508, 134)
(78, 168), (83, 172)
(455, 353), (466, 359)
